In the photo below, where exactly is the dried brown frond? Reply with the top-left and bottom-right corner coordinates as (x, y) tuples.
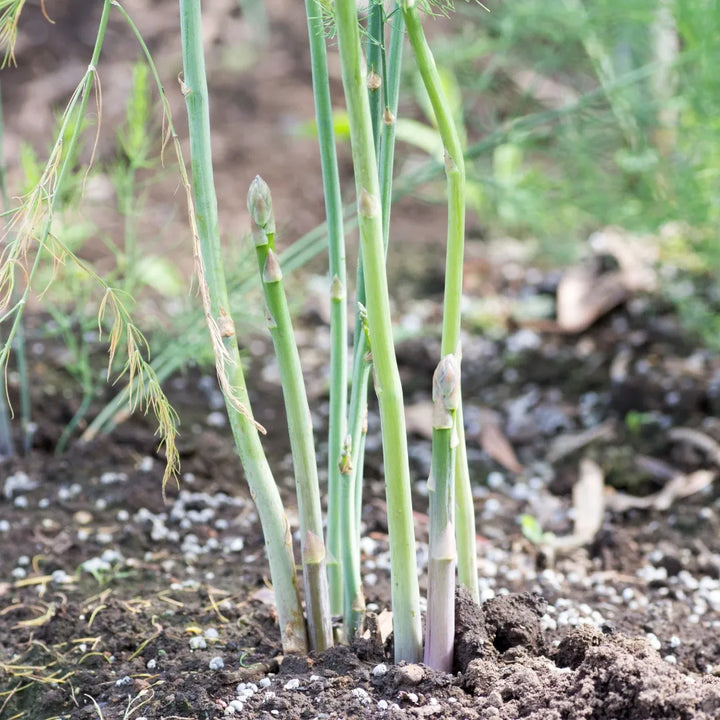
(0, 0), (25, 68)
(176, 154), (265, 434)
(80, 67), (103, 197)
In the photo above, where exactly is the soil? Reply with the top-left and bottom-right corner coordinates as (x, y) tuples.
(4, 2), (720, 720)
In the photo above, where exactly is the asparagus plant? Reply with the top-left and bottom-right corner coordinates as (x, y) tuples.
(334, 0), (423, 663)
(175, 0), (477, 666)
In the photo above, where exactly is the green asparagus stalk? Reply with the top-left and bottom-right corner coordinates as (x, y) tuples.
(304, 0), (349, 617)
(348, 0), (404, 594)
(335, 0), (422, 663)
(179, 0), (307, 654)
(248, 176), (332, 652)
(425, 355), (459, 671)
(402, 0), (479, 603)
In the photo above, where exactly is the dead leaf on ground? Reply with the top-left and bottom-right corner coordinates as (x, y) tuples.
(548, 457), (605, 552)
(479, 418), (524, 474)
(669, 427), (720, 466)
(556, 266), (632, 333)
(547, 419), (616, 463)
(549, 227), (659, 334)
(377, 609), (394, 645)
(250, 586), (276, 607)
(606, 469), (717, 512)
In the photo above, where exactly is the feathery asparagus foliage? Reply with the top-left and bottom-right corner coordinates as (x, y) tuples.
(0, 0), (180, 483)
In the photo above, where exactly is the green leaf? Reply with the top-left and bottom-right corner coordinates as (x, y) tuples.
(520, 513), (554, 545)
(394, 118), (444, 159)
(134, 255), (184, 296)
(297, 110), (351, 141)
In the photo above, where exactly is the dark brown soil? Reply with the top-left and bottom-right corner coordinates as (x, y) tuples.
(4, 287), (720, 719)
(3, 2), (720, 720)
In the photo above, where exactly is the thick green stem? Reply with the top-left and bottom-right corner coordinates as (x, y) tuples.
(179, 0), (306, 654)
(249, 178), (332, 652)
(349, 0), (404, 562)
(335, 0), (422, 663)
(424, 356), (459, 671)
(403, 1), (479, 602)
(305, 0), (348, 617)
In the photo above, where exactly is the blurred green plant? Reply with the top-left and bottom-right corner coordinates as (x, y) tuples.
(520, 513), (555, 546)
(412, 0), (718, 265)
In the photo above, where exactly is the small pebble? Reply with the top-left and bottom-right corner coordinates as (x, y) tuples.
(51, 569), (72, 584)
(487, 471), (505, 489)
(351, 688), (371, 704)
(209, 656), (225, 670)
(396, 664), (424, 686)
(207, 411), (227, 427)
(284, 678), (300, 690)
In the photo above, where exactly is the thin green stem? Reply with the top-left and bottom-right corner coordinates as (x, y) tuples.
(402, 5), (465, 357)
(179, 0), (307, 654)
(0, 78), (16, 457)
(335, 0), (422, 663)
(249, 177), (332, 652)
(454, 403), (478, 601)
(379, 7), (404, 246)
(367, 0), (385, 159)
(305, 0), (348, 618)
(339, 435), (365, 637)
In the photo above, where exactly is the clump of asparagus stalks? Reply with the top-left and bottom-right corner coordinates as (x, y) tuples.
(179, 0), (478, 668)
